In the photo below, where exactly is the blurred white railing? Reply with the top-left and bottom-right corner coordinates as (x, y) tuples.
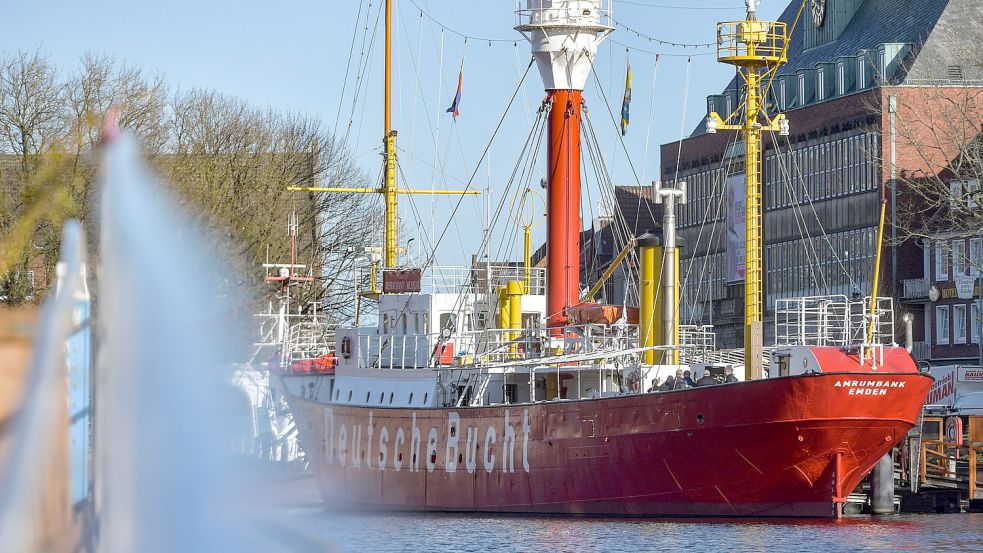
(0, 222), (85, 553)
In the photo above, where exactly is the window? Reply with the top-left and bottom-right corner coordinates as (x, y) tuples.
(439, 313), (456, 333)
(954, 240), (967, 277)
(383, 313), (391, 333)
(779, 79), (786, 110)
(817, 67), (825, 101)
(971, 239), (981, 276)
(400, 314), (407, 334)
(937, 306), (950, 345)
(936, 243), (949, 281)
(969, 179), (980, 209)
(949, 180), (964, 208)
(954, 304), (968, 344)
(837, 63), (845, 95)
(974, 303), (981, 345)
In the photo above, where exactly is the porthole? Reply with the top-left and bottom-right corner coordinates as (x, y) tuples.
(409, 392), (414, 404)
(696, 414), (705, 426)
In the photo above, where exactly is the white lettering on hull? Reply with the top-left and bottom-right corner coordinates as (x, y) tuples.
(321, 408), (531, 475)
(833, 378), (907, 397)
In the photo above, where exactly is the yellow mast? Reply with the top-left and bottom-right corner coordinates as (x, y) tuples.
(707, 6), (789, 380)
(289, 0), (478, 274)
(382, 0), (399, 268)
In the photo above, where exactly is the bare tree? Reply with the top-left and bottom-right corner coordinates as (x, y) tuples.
(0, 49), (63, 172)
(0, 50), (381, 323)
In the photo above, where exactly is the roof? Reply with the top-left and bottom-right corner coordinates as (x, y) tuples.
(691, 0), (964, 135)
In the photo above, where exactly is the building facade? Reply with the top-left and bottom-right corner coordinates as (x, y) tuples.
(660, 0), (983, 358)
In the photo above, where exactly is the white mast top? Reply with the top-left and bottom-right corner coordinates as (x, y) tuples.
(515, 0), (614, 91)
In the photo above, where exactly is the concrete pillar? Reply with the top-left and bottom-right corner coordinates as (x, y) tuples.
(870, 449), (896, 515)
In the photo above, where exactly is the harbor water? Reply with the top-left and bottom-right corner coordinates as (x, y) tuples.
(274, 507), (983, 552)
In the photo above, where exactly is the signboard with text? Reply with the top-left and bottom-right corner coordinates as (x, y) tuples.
(383, 268), (422, 293)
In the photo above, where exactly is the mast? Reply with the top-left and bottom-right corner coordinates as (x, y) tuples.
(516, 1), (612, 329)
(289, 0), (477, 277)
(706, 2), (789, 379)
(383, 0), (398, 268)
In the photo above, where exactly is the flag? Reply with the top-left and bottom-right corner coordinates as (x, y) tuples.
(447, 65), (463, 118)
(620, 58), (632, 136)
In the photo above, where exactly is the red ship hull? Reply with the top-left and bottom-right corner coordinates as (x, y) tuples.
(289, 348), (932, 518)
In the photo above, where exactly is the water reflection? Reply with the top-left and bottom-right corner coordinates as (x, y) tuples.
(271, 508), (983, 553)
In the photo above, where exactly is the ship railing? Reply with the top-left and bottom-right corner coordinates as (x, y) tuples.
(385, 265), (547, 296)
(774, 295), (852, 347)
(463, 323), (640, 366)
(775, 295), (896, 366)
(358, 333), (435, 369)
(679, 324), (715, 353)
(282, 320), (335, 369)
(487, 266), (546, 296)
(515, 0), (614, 30)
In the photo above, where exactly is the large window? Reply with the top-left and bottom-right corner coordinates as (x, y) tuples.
(973, 303), (981, 345)
(936, 243), (949, 281)
(971, 238), (982, 276)
(954, 304), (967, 344)
(937, 305), (950, 345)
(954, 240), (967, 276)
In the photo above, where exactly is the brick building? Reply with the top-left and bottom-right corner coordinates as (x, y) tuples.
(657, 0), (983, 361)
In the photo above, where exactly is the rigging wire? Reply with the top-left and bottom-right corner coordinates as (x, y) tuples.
(421, 57), (536, 274)
(407, 0), (514, 44)
(641, 54), (660, 184)
(672, 56), (693, 182)
(333, 0), (366, 135)
(345, 1), (384, 145)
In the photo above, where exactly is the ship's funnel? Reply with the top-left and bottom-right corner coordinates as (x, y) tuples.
(515, 1), (613, 91)
(516, 1), (613, 328)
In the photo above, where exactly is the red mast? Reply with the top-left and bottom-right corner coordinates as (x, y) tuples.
(516, 1), (612, 329)
(545, 90), (583, 327)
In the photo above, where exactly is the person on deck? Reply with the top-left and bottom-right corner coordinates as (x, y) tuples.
(695, 370), (716, 387)
(660, 376), (675, 391)
(673, 369), (688, 390)
(724, 366), (739, 383)
(683, 370), (696, 387)
(647, 377), (661, 393)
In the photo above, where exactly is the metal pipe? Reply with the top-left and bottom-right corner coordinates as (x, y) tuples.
(638, 233), (658, 365)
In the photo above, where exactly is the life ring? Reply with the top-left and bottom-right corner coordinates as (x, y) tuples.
(341, 336), (352, 359)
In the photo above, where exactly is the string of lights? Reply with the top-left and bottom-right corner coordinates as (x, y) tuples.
(406, 0), (516, 45)
(609, 15), (717, 49)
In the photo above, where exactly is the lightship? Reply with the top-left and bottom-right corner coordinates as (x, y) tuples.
(281, 0), (932, 518)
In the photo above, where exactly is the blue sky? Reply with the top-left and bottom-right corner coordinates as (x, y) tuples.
(7, 0), (787, 267)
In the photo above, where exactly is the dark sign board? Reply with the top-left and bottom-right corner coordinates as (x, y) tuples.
(383, 268), (422, 293)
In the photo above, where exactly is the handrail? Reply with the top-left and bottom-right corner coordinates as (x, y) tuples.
(919, 439), (981, 499)
(0, 222), (85, 553)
